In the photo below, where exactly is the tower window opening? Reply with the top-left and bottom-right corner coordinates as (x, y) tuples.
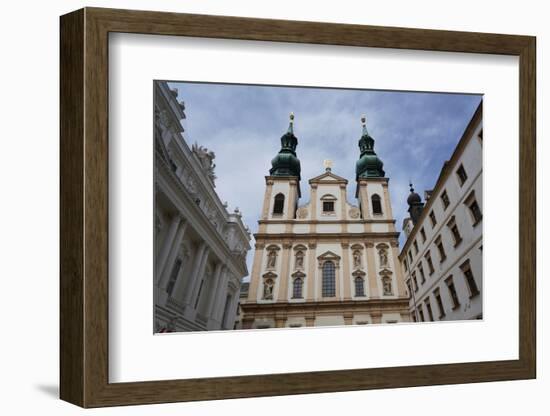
(273, 193), (285, 215)
(372, 194), (383, 215)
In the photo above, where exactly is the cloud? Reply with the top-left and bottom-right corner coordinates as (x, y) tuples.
(169, 81), (481, 273)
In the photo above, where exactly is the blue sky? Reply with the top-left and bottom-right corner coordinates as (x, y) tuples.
(168, 81), (481, 275)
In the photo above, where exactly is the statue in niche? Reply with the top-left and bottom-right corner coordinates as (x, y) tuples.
(295, 251), (304, 269)
(383, 276), (393, 295)
(379, 248), (388, 267)
(267, 250), (277, 268)
(353, 250), (362, 268)
(263, 279), (274, 300)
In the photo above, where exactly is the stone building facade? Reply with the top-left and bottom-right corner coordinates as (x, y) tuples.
(399, 102), (483, 322)
(240, 115), (410, 329)
(154, 81), (251, 332)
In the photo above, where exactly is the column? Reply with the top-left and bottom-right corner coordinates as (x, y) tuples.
(358, 181), (370, 220)
(365, 242), (380, 298)
(341, 242), (351, 300)
(158, 219), (187, 288)
(188, 248), (211, 308)
(226, 289), (241, 329)
(155, 215), (182, 281)
(247, 243), (264, 302)
(180, 243), (208, 306)
(309, 184), (318, 232)
(205, 262), (223, 318)
(213, 268), (230, 322)
(277, 242), (292, 301)
(382, 181), (394, 220)
(339, 184), (348, 233)
(286, 180), (298, 232)
(261, 180), (274, 220)
(306, 243), (316, 301)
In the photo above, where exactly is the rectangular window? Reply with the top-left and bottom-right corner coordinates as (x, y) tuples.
(418, 262), (426, 283)
(456, 164), (468, 185)
(403, 260), (408, 272)
(425, 251), (435, 274)
(408, 251), (413, 263)
(412, 271), (419, 292)
(440, 190), (450, 209)
(354, 278), (365, 297)
(447, 216), (462, 246)
(460, 260), (480, 298)
(420, 227), (426, 243)
(166, 258), (182, 296)
(323, 201), (335, 212)
(406, 279), (412, 296)
(413, 240), (419, 254)
(445, 276), (460, 309)
(434, 288), (445, 318)
(469, 200), (483, 225)
(425, 298), (434, 321)
(429, 210), (437, 227)
(435, 236), (446, 262)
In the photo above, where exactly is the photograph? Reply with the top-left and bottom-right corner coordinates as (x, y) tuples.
(153, 80), (483, 333)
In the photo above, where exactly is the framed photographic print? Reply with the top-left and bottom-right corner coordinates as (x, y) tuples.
(60, 7), (536, 408)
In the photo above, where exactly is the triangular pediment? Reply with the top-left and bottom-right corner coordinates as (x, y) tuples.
(317, 250), (341, 261)
(308, 170), (348, 185)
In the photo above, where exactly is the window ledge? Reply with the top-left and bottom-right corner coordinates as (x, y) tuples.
(469, 291), (480, 299)
(453, 239), (463, 248)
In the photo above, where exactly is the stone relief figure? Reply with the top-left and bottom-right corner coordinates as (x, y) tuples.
(263, 279), (274, 300)
(348, 207), (360, 219)
(267, 250), (277, 269)
(382, 276), (393, 295)
(379, 248), (388, 267)
(192, 142), (217, 183)
(353, 250), (362, 269)
(296, 207), (308, 219)
(295, 251), (305, 269)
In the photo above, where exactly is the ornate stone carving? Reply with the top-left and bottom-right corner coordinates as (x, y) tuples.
(349, 207), (361, 219)
(296, 207), (309, 219)
(192, 142), (216, 183)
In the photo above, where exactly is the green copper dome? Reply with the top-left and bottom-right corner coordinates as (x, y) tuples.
(355, 115), (385, 179)
(270, 114), (301, 179)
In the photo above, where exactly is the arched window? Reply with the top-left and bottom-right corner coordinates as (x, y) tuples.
(322, 261), (336, 297)
(372, 194), (383, 215)
(354, 277), (365, 297)
(292, 277), (303, 299)
(273, 193), (285, 215)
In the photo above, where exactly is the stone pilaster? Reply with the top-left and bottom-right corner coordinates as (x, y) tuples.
(158, 219), (187, 289)
(341, 242), (351, 300)
(277, 242), (292, 301)
(156, 215), (182, 282)
(248, 242), (265, 302)
(306, 243), (316, 301)
(365, 242), (380, 298)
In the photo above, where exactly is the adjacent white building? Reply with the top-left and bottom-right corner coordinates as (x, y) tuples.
(154, 81), (251, 332)
(399, 102), (483, 322)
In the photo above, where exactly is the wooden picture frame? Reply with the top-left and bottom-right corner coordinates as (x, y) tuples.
(60, 7), (536, 408)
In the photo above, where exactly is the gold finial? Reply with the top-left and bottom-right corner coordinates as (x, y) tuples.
(323, 159), (333, 171)
(290, 112), (294, 122)
(361, 114), (366, 126)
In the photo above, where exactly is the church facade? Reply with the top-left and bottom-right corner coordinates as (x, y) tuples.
(240, 115), (410, 329)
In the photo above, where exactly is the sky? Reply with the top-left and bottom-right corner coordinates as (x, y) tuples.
(167, 81), (482, 277)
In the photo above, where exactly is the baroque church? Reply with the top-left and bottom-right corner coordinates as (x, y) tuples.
(240, 114), (410, 329)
